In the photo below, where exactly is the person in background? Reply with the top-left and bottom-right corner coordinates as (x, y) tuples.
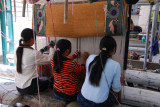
(14, 28), (55, 95)
(133, 25), (142, 33)
(130, 19), (142, 33)
(51, 39), (89, 104)
(130, 19), (134, 31)
(77, 36), (121, 107)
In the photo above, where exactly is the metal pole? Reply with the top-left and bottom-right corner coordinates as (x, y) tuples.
(143, 5), (153, 70)
(6, 0), (14, 54)
(149, 0), (159, 62)
(0, 0), (7, 64)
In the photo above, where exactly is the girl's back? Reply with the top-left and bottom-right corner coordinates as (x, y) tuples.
(53, 57), (84, 95)
(81, 55), (121, 103)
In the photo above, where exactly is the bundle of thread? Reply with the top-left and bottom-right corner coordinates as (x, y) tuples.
(128, 51), (139, 60)
(40, 41), (55, 53)
(72, 50), (80, 59)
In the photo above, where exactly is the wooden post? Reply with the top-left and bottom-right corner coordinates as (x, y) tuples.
(126, 69), (160, 88)
(122, 86), (160, 107)
(64, 0), (68, 24)
(22, 0), (26, 17)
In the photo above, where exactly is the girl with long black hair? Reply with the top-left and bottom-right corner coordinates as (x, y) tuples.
(14, 28), (55, 95)
(77, 36), (121, 107)
(51, 39), (89, 103)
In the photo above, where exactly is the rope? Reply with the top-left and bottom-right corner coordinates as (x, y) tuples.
(94, 3), (99, 39)
(1, 33), (15, 45)
(33, 7), (41, 106)
(34, 32), (42, 107)
(94, 3), (100, 54)
(72, 0), (74, 15)
(49, 1), (56, 44)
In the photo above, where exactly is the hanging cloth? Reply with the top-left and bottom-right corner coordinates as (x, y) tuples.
(152, 36), (159, 56)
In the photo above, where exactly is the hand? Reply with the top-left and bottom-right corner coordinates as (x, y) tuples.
(120, 74), (125, 83)
(81, 52), (89, 64)
(49, 41), (55, 47)
(82, 52), (89, 60)
(40, 46), (49, 53)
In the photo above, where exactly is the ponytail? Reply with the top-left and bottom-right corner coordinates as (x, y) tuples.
(16, 28), (34, 74)
(89, 36), (117, 86)
(53, 39), (71, 73)
(53, 50), (63, 73)
(16, 39), (23, 73)
(89, 51), (111, 86)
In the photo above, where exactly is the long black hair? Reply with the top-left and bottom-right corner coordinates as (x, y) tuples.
(89, 36), (117, 86)
(16, 28), (34, 73)
(53, 39), (71, 73)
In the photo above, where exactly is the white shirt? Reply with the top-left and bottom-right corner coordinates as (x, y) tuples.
(81, 55), (121, 103)
(14, 47), (55, 89)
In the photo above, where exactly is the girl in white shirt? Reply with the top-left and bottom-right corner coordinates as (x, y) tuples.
(14, 28), (54, 95)
(77, 36), (121, 107)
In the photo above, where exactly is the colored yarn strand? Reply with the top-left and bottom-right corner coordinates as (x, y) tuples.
(49, 1), (56, 44)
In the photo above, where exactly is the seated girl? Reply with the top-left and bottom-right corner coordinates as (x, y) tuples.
(14, 28), (55, 95)
(51, 39), (89, 103)
(77, 36), (121, 107)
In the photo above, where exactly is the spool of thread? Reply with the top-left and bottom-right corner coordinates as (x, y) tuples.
(141, 36), (145, 43)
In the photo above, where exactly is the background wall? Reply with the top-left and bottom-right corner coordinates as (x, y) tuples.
(138, 5), (150, 32)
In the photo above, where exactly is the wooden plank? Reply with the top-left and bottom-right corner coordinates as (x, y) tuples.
(22, 0), (26, 17)
(27, 0), (87, 4)
(129, 47), (145, 51)
(122, 86), (160, 107)
(126, 69), (160, 88)
(129, 44), (145, 47)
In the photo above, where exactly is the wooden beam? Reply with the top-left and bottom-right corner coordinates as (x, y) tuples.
(126, 69), (160, 88)
(26, 0), (110, 4)
(129, 47), (145, 51)
(22, 0), (26, 17)
(122, 86), (160, 107)
(64, 0), (68, 24)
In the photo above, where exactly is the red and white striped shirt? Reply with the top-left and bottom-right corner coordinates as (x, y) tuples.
(51, 57), (85, 95)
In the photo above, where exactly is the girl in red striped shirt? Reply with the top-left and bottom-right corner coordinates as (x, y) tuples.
(51, 39), (89, 103)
